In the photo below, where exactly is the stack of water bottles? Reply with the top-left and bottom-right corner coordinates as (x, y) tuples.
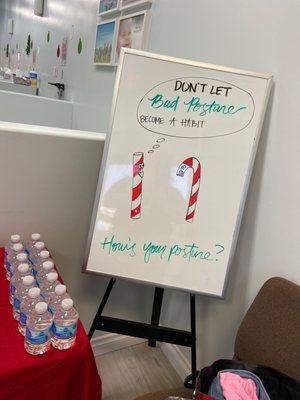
(4, 233), (79, 356)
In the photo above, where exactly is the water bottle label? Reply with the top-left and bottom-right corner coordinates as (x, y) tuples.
(19, 311), (27, 326)
(10, 283), (16, 296)
(13, 297), (21, 310)
(5, 261), (11, 272)
(25, 327), (51, 344)
(52, 323), (77, 339)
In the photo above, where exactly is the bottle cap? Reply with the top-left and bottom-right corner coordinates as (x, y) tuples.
(46, 271), (58, 283)
(35, 302), (48, 314)
(16, 252), (27, 262)
(17, 263), (30, 273)
(42, 261), (54, 271)
(55, 284), (67, 296)
(11, 234), (20, 243)
(39, 250), (50, 259)
(28, 287), (41, 298)
(34, 241), (45, 250)
(61, 298), (73, 310)
(31, 233), (41, 241)
(22, 275), (35, 286)
(12, 243), (23, 252)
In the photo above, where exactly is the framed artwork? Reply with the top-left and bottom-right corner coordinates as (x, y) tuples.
(115, 11), (148, 64)
(94, 19), (118, 65)
(120, 0), (152, 11)
(98, 0), (120, 16)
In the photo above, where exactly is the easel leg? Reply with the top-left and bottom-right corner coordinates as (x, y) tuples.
(88, 278), (116, 340)
(148, 287), (164, 347)
(184, 293), (198, 389)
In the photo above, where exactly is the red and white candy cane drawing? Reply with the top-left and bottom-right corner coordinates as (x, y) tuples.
(176, 157), (201, 223)
(130, 152), (144, 219)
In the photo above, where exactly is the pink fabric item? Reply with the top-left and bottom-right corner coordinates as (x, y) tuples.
(220, 372), (259, 400)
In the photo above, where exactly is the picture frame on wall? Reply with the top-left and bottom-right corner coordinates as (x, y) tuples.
(114, 10), (148, 64)
(98, 0), (120, 16)
(94, 19), (118, 66)
(120, 0), (152, 11)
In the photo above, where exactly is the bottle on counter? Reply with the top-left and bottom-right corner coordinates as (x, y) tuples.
(48, 284), (70, 313)
(26, 233), (41, 255)
(29, 241), (45, 266)
(35, 260), (55, 286)
(19, 287), (44, 336)
(39, 271), (59, 301)
(5, 234), (21, 257)
(25, 302), (53, 355)
(5, 243), (25, 280)
(13, 275), (36, 320)
(51, 298), (78, 350)
(9, 262), (32, 304)
(9, 252), (28, 278)
(31, 250), (51, 276)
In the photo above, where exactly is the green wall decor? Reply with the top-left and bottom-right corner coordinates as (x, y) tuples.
(26, 34), (31, 55)
(47, 31), (50, 43)
(77, 37), (83, 54)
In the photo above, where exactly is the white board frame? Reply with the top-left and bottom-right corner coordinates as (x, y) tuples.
(84, 48), (272, 297)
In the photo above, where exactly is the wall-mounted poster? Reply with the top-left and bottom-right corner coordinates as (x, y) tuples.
(99, 0), (120, 16)
(94, 19), (117, 65)
(115, 11), (148, 64)
(120, 0), (152, 11)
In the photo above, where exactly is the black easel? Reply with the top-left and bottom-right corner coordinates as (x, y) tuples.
(88, 278), (198, 389)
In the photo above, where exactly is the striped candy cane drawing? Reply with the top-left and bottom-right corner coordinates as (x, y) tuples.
(176, 157), (201, 223)
(130, 152), (144, 219)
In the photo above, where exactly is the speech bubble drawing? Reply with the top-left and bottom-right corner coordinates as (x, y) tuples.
(148, 137), (166, 154)
(137, 77), (255, 139)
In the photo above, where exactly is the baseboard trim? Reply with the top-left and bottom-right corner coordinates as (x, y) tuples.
(91, 333), (147, 357)
(161, 343), (190, 381)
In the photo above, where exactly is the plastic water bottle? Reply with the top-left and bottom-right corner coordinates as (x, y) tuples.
(5, 243), (24, 280)
(9, 252), (28, 278)
(31, 250), (51, 276)
(39, 271), (59, 301)
(9, 263), (31, 304)
(5, 234), (21, 256)
(29, 241), (45, 265)
(35, 260), (55, 285)
(48, 284), (70, 313)
(25, 302), (53, 355)
(19, 287), (44, 336)
(26, 233), (41, 254)
(51, 298), (78, 350)
(13, 275), (36, 320)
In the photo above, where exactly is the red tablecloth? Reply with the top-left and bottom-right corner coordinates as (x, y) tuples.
(0, 248), (102, 400)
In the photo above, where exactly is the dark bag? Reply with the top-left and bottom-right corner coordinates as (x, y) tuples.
(196, 359), (300, 400)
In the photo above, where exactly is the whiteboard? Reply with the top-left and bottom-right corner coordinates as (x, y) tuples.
(84, 49), (272, 297)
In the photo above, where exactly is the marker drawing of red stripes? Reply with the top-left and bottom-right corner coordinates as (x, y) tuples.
(176, 157), (201, 223)
(130, 152), (144, 219)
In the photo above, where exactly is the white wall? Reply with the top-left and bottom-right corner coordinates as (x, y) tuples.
(0, 90), (73, 128)
(0, 0), (299, 374)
